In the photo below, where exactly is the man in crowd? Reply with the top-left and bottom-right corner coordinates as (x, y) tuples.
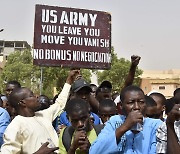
(149, 92), (166, 121)
(90, 85), (162, 154)
(37, 95), (51, 111)
(5, 81), (21, 97)
(98, 99), (117, 124)
(54, 78), (100, 131)
(144, 95), (158, 119)
(156, 97), (180, 153)
(0, 70), (80, 154)
(59, 98), (103, 154)
(4, 81), (21, 120)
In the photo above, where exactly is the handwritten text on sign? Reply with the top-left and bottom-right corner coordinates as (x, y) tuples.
(33, 5), (111, 69)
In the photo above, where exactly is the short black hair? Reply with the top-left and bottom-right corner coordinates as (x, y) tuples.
(7, 81), (21, 88)
(145, 95), (157, 107)
(66, 98), (89, 115)
(8, 87), (27, 109)
(99, 99), (116, 110)
(120, 85), (144, 102)
(165, 97), (178, 114)
(149, 92), (166, 105)
(38, 95), (50, 110)
(174, 88), (180, 97)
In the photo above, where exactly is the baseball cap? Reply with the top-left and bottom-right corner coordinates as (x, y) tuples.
(96, 81), (112, 95)
(99, 81), (112, 89)
(71, 79), (92, 93)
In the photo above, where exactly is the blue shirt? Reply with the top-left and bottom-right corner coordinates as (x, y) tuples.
(90, 115), (163, 154)
(0, 107), (10, 147)
(53, 111), (100, 130)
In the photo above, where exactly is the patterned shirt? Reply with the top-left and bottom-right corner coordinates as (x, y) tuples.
(156, 120), (180, 154)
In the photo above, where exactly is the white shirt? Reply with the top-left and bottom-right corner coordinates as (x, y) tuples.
(0, 83), (71, 154)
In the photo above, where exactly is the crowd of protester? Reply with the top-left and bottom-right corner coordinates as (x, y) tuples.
(0, 55), (179, 154)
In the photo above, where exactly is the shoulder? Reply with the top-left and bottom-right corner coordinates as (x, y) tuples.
(59, 127), (68, 153)
(4, 116), (24, 133)
(156, 122), (166, 137)
(0, 107), (10, 120)
(0, 107), (7, 113)
(9, 115), (30, 127)
(59, 127), (66, 139)
(103, 115), (125, 130)
(144, 117), (163, 128)
(109, 115), (125, 123)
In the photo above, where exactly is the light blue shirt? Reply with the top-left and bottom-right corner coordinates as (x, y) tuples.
(0, 107), (10, 147)
(90, 115), (163, 154)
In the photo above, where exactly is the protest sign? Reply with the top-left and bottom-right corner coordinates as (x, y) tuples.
(33, 4), (111, 69)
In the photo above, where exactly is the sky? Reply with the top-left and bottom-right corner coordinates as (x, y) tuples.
(0, 0), (180, 70)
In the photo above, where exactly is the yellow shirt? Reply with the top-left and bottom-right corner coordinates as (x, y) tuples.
(59, 127), (97, 154)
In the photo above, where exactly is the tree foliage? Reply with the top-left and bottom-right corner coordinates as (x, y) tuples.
(0, 50), (91, 98)
(97, 48), (143, 93)
(0, 48), (142, 97)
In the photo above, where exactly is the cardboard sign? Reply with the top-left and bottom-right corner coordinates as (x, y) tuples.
(33, 4), (111, 69)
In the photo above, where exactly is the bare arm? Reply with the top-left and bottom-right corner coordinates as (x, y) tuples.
(123, 55), (141, 89)
(43, 69), (80, 121)
(89, 94), (99, 114)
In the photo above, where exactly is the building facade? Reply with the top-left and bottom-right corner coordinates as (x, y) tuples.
(140, 70), (180, 98)
(0, 40), (31, 69)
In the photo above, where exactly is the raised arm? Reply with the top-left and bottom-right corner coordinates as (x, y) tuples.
(43, 69), (80, 121)
(123, 55), (141, 89)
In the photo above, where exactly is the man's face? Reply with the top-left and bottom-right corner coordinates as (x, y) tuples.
(68, 110), (91, 132)
(75, 87), (91, 102)
(145, 106), (160, 119)
(99, 106), (116, 124)
(5, 84), (16, 97)
(122, 90), (146, 116)
(96, 87), (112, 101)
(149, 95), (165, 114)
(21, 89), (40, 111)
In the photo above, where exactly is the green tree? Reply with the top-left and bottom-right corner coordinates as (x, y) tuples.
(0, 50), (40, 94)
(0, 50), (91, 98)
(97, 48), (143, 92)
